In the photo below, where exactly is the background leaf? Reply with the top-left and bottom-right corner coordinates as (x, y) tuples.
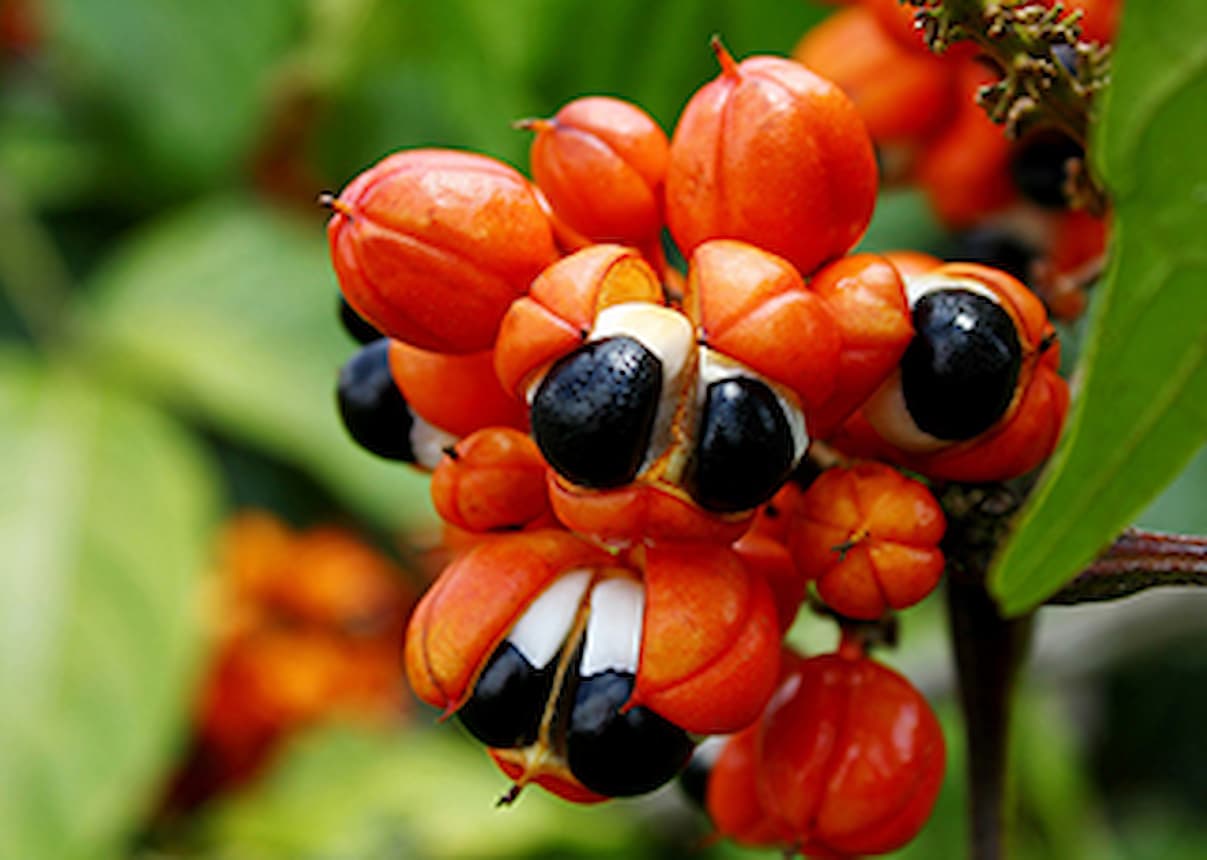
(0, 351), (219, 860)
(46, 0), (300, 200)
(75, 196), (433, 532)
(990, 2), (1207, 615)
(856, 190), (946, 256)
(315, 0), (829, 183)
(200, 725), (646, 859)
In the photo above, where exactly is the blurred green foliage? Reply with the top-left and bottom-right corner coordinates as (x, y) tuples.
(0, 1), (1204, 858)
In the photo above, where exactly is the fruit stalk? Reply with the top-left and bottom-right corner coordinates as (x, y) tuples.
(946, 576), (1033, 860)
(1046, 529), (1207, 604)
(941, 480), (1035, 860)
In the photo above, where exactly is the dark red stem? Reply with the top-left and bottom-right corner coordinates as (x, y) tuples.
(940, 481), (1036, 860)
(1047, 529), (1207, 604)
(946, 577), (1033, 860)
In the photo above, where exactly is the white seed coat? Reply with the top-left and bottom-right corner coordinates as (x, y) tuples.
(861, 370), (949, 453)
(508, 570), (593, 670)
(904, 273), (1001, 309)
(410, 415), (461, 470)
(580, 576), (645, 677)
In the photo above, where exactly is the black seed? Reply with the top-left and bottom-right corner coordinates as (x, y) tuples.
(946, 227), (1038, 285)
(338, 295), (382, 344)
(531, 336), (661, 489)
(336, 339), (416, 461)
(790, 455), (824, 493)
(688, 377), (795, 513)
(678, 741), (723, 811)
(566, 670), (694, 797)
(1009, 129), (1083, 209)
(458, 642), (555, 749)
(901, 289), (1022, 440)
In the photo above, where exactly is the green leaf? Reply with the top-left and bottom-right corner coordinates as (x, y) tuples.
(314, 0), (550, 180)
(46, 0), (299, 197)
(76, 196), (433, 532)
(0, 74), (100, 209)
(201, 724), (645, 859)
(316, 0), (831, 183)
(525, 0), (829, 132)
(990, 2), (1207, 615)
(0, 351), (218, 860)
(856, 190), (946, 257)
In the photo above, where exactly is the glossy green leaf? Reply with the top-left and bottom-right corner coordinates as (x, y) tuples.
(314, 0), (552, 180)
(990, 2), (1207, 614)
(202, 725), (645, 859)
(526, 0), (828, 131)
(856, 190), (946, 257)
(0, 352), (218, 860)
(47, 0), (298, 198)
(76, 196), (433, 532)
(316, 0), (830, 182)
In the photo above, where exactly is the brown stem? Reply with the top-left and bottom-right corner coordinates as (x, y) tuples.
(940, 480), (1035, 860)
(806, 593), (900, 652)
(1046, 529), (1207, 605)
(939, 479), (1207, 860)
(946, 578), (1033, 860)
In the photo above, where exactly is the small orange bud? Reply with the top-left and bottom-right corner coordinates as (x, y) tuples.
(429, 428), (553, 533)
(790, 462), (946, 620)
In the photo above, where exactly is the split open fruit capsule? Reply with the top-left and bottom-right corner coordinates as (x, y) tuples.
(837, 262), (1069, 481)
(404, 530), (780, 801)
(337, 339), (528, 468)
(495, 241), (912, 544)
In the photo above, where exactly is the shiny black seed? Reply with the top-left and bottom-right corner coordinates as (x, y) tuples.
(790, 455), (824, 493)
(678, 741), (724, 811)
(1009, 130), (1083, 209)
(457, 642), (554, 749)
(336, 339), (416, 461)
(901, 289), (1022, 440)
(946, 227), (1038, 285)
(566, 670), (694, 797)
(688, 377), (795, 513)
(338, 296), (382, 345)
(531, 336), (661, 489)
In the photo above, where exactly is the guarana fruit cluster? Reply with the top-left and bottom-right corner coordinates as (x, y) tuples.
(796, 0), (1120, 320)
(323, 36), (1069, 857)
